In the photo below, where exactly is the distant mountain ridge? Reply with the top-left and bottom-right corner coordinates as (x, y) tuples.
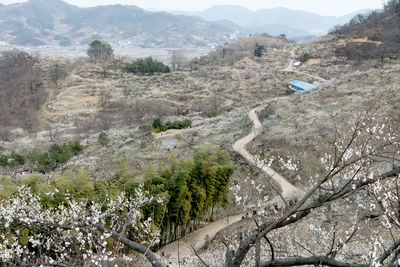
(0, 0), (375, 48)
(172, 6), (375, 39)
(0, 0), (239, 48)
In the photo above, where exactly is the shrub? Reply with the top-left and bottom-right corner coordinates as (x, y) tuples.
(0, 176), (18, 198)
(125, 57), (170, 75)
(35, 153), (53, 173)
(152, 119), (192, 132)
(98, 132), (110, 147)
(153, 125), (167, 133)
(0, 154), (8, 168)
(254, 44), (265, 57)
(152, 118), (162, 129)
(165, 119), (192, 130)
(49, 144), (73, 165)
(1, 141), (84, 172)
(207, 110), (219, 118)
(69, 141), (84, 155)
(10, 151), (25, 167)
(300, 53), (310, 62)
(369, 33), (379, 41)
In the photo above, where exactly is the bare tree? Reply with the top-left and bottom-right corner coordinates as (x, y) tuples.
(96, 110), (113, 131)
(331, 25), (343, 39)
(171, 49), (187, 71)
(0, 50), (48, 131)
(99, 90), (112, 108)
(210, 94), (222, 114)
(47, 124), (59, 144)
(50, 63), (66, 87)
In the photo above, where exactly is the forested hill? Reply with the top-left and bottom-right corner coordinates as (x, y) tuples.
(0, 0), (237, 48)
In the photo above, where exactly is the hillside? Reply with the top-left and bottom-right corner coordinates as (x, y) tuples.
(0, 0), (238, 48)
(1, 2), (400, 264)
(332, 0), (400, 60)
(172, 5), (374, 39)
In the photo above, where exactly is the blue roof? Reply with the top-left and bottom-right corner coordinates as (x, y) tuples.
(288, 80), (316, 91)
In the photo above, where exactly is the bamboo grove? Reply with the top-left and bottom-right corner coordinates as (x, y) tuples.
(0, 146), (236, 249)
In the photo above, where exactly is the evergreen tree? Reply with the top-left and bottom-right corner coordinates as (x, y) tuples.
(87, 40), (113, 61)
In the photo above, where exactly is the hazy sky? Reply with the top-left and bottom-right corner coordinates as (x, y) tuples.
(0, 0), (385, 16)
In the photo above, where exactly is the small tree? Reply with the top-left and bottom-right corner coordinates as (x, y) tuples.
(332, 24), (343, 39)
(50, 63), (66, 87)
(87, 40), (113, 61)
(279, 33), (287, 39)
(254, 44), (266, 57)
(98, 132), (110, 147)
(170, 50), (186, 71)
(0, 154), (8, 167)
(10, 151), (24, 167)
(152, 118), (162, 129)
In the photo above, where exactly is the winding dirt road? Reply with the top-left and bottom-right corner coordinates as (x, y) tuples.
(233, 105), (300, 198)
(156, 49), (315, 261)
(157, 214), (243, 259)
(158, 104), (302, 262)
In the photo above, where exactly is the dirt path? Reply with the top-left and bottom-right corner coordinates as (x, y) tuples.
(233, 105), (301, 198)
(156, 50), (314, 260)
(157, 214), (243, 259)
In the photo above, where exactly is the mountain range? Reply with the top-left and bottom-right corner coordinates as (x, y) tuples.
(0, 0), (237, 48)
(172, 6), (374, 39)
(0, 0), (373, 48)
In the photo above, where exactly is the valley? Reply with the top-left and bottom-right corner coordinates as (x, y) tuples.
(1, 1), (400, 266)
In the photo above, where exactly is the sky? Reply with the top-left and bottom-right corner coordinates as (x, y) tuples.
(0, 0), (385, 16)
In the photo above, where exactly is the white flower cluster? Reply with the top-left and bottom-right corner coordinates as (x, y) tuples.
(0, 186), (161, 266)
(278, 156), (299, 172)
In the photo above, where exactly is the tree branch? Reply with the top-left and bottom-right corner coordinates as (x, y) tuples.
(231, 168), (400, 266)
(190, 244), (210, 267)
(96, 224), (161, 267)
(265, 237), (275, 260)
(378, 238), (400, 264)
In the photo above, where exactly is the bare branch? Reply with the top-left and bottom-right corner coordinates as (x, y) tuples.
(378, 238), (400, 264)
(230, 168), (400, 266)
(265, 237), (275, 260)
(96, 225), (161, 267)
(190, 244), (210, 267)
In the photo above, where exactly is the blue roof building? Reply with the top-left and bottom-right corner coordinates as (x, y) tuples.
(288, 80), (317, 92)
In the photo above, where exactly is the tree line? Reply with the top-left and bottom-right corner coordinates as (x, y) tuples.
(125, 56), (170, 75)
(0, 141), (84, 173)
(152, 118), (192, 133)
